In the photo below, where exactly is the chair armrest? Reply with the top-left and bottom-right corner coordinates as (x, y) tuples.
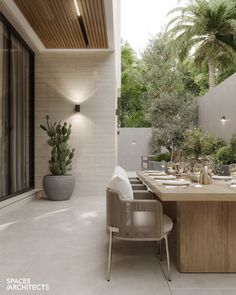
(106, 188), (163, 239)
(133, 190), (154, 200)
(120, 197), (160, 210)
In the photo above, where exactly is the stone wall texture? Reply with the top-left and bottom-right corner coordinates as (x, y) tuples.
(35, 52), (117, 197)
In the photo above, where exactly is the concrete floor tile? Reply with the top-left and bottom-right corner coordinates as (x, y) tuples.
(0, 195), (235, 295)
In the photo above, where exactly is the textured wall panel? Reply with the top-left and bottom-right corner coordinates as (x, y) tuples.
(35, 52), (116, 197)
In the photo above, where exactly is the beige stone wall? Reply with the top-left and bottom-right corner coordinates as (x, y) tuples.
(35, 52), (117, 197)
(198, 73), (236, 142)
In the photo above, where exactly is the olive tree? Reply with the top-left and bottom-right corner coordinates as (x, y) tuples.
(150, 92), (198, 153)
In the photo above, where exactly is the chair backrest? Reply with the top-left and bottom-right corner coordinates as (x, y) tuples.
(106, 188), (164, 240)
(141, 155), (155, 170)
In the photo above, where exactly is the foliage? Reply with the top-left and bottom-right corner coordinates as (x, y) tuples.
(118, 41), (151, 127)
(142, 34), (201, 102)
(183, 128), (202, 159)
(216, 134), (236, 164)
(155, 152), (171, 162)
(216, 146), (234, 165)
(40, 116), (75, 175)
(217, 60), (236, 85)
(150, 92), (198, 153)
(202, 133), (225, 156)
(167, 0), (236, 88)
(184, 58), (209, 96)
(230, 134), (236, 155)
(183, 128), (225, 159)
(118, 1), (236, 128)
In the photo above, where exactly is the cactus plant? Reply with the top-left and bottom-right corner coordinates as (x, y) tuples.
(40, 115), (75, 175)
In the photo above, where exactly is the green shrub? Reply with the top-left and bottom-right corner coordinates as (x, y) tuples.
(155, 152), (171, 162)
(183, 128), (225, 159)
(183, 128), (202, 159)
(216, 146), (234, 165)
(230, 134), (236, 155)
(202, 133), (225, 155)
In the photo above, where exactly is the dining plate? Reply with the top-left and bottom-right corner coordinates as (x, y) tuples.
(144, 170), (164, 174)
(148, 172), (167, 177)
(153, 175), (176, 180)
(212, 175), (232, 181)
(162, 179), (191, 186)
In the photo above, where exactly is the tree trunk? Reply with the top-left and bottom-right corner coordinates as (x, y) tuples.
(208, 59), (216, 89)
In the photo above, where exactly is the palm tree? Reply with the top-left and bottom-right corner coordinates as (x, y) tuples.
(167, 0), (236, 88)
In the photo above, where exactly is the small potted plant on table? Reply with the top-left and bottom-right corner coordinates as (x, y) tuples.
(40, 115), (75, 201)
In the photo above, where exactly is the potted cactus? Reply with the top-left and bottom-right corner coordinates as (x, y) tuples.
(40, 115), (75, 201)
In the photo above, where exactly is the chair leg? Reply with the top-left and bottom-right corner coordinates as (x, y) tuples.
(160, 239), (163, 261)
(156, 241), (160, 254)
(107, 227), (113, 281)
(164, 235), (171, 281)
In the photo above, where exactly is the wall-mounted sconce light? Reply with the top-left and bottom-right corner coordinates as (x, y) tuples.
(132, 141), (136, 145)
(220, 116), (226, 123)
(75, 105), (80, 112)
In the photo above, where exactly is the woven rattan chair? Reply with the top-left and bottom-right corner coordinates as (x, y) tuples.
(129, 177), (142, 184)
(131, 183), (147, 190)
(106, 188), (173, 281)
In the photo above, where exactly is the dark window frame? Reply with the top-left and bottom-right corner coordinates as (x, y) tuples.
(0, 12), (35, 202)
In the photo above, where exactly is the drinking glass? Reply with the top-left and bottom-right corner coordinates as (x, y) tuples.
(194, 163), (203, 188)
(185, 161), (191, 174)
(229, 164), (236, 188)
(178, 162), (186, 178)
(160, 160), (166, 172)
(167, 161), (175, 174)
(206, 161), (215, 175)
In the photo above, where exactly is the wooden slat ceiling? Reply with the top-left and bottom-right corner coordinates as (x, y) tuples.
(13, 0), (108, 49)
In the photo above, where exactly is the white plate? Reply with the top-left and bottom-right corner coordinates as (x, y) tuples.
(153, 175), (176, 180)
(162, 180), (191, 186)
(212, 175), (232, 181)
(149, 173), (167, 177)
(144, 170), (164, 174)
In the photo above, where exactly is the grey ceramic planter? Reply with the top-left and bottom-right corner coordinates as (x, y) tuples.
(43, 175), (75, 201)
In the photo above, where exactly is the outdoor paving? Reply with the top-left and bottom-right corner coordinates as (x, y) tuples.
(0, 195), (236, 295)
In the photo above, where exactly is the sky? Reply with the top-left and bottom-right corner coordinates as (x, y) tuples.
(121, 0), (179, 55)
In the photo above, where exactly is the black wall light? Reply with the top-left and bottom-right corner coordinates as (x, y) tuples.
(75, 105), (80, 112)
(220, 116), (226, 122)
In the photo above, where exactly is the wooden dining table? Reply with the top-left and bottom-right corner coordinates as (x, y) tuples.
(137, 171), (236, 273)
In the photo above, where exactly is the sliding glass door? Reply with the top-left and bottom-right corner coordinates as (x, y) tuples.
(0, 21), (9, 198)
(0, 14), (34, 201)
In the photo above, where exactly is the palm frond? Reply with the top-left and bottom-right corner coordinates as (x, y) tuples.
(166, 0), (236, 72)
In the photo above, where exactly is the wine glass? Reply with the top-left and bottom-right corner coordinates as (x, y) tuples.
(160, 160), (166, 172)
(178, 162), (186, 179)
(167, 161), (175, 174)
(206, 161), (215, 175)
(194, 163), (203, 188)
(229, 164), (236, 188)
(185, 161), (191, 174)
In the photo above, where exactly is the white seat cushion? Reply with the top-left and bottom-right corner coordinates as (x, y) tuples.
(108, 173), (133, 200)
(163, 214), (173, 233)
